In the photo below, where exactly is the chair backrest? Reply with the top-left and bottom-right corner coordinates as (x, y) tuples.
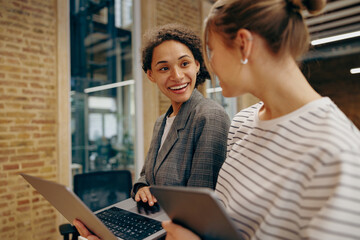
(73, 170), (132, 212)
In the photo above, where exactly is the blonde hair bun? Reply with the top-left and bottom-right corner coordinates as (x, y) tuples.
(289, 0), (326, 15)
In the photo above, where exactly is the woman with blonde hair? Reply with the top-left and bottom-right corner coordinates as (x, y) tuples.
(163, 0), (360, 239)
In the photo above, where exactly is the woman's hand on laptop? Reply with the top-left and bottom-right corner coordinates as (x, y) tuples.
(162, 220), (200, 240)
(73, 219), (101, 240)
(135, 186), (157, 206)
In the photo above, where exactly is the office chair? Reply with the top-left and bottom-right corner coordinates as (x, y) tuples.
(59, 170), (133, 240)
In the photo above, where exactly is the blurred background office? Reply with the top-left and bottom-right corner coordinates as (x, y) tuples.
(0, 0), (359, 239)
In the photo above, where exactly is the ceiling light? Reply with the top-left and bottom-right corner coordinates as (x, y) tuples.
(311, 30), (360, 46)
(84, 80), (135, 93)
(350, 67), (360, 74)
(206, 87), (222, 94)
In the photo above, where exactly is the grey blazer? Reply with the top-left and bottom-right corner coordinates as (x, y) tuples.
(132, 89), (230, 197)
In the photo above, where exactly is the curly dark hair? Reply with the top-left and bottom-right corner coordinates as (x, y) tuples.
(142, 23), (210, 88)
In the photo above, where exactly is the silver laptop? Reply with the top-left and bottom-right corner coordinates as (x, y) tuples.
(151, 185), (244, 240)
(21, 173), (168, 240)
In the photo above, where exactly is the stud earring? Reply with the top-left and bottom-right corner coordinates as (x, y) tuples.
(241, 58), (248, 65)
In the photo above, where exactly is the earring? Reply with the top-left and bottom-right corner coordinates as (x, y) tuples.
(241, 58), (248, 65)
(196, 71), (200, 76)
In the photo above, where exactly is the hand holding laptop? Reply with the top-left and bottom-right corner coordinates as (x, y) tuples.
(162, 220), (200, 240)
(73, 219), (100, 240)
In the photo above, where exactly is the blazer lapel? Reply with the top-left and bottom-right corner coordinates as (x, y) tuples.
(153, 89), (203, 177)
(146, 115), (166, 185)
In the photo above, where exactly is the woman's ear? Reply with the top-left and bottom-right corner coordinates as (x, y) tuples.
(234, 29), (253, 61)
(146, 70), (156, 83)
(195, 60), (200, 73)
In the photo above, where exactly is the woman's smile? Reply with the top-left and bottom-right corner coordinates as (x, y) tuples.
(168, 83), (189, 92)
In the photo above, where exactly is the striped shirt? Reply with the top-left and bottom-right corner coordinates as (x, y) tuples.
(215, 97), (360, 240)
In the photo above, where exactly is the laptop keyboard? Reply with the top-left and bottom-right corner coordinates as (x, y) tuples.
(96, 206), (163, 240)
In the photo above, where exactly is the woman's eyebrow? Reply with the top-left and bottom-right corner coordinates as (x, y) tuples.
(155, 55), (191, 66)
(155, 60), (168, 66)
(178, 54), (191, 60)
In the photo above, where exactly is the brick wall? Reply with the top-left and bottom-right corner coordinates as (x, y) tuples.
(155, 0), (203, 115)
(0, 0), (59, 239)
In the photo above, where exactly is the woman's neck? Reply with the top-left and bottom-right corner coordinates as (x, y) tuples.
(170, 102), (183, 117)
(254, 56), (321, 121)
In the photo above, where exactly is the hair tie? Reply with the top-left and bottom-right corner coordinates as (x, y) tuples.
(286, 0), (302, 13)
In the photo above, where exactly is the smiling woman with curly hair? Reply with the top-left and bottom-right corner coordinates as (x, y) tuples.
(132, 23), (229, 207)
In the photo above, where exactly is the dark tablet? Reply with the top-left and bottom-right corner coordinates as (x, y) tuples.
(151, 186), (244, 240)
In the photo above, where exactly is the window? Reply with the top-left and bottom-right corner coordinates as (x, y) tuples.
(206, 79), (237, 119)
(70, 0), (135, 175)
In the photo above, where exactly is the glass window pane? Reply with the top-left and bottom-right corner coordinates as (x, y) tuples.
(206, 78), (237, 119)
(89, 113), (103, 141)
(104, 114), (117, 138)
(70, 0), (135, 175)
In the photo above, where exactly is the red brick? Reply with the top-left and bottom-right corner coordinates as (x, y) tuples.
(22, 104), (45, 110)
(16, 148), (35, 154)
(0, 225), (16, 233)
(0, 64), (22, 73)
(7, 58), (21, 65)
(0, 156), (9, 162)
(31, 97), (45, 103)
(0, 119), (13, 124)
(22, 89), (50, 96)
(0, 179), (8, 185)
(11, 154), (39, 161)
(5, 103), (22, 109)
(0, 149), (16, 155)
(0, 188), (7, 195)
(8, 73), (21, 79)
(0, 80), (27, 87)
(23, 75), (46, 82)
(21, 161), (44, 168)
(16, 205), (30, 212)
(0, 194), (14, 201)
(3, 164), (19, 170)
(10, 140), (34, 147)
(0, 202), (8, 209)
(32, 119), (55, 124)
(17, 133), (31, 139)
(0, 126), (9, 132)
(17, 199), (30, 205)
(14, 118), (31, 125)
(6, 112), (36, 118)
(6, 88), (17, 94)
(0, 142), (9, 148)
(10, 126), (39, 132)
(33, 133), (55, 138)
(0, 209), (12, 217)
(30, 83), (43, 89)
